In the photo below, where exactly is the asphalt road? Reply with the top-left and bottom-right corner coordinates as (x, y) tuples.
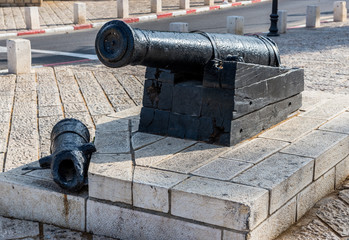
(0, 0), (337, 69)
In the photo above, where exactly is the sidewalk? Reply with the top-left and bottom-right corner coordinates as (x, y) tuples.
(0, 0), (261, 37)
(0, 13), (348, 240)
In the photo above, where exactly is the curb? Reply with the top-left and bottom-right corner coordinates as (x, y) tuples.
(0, 0), (268, 39)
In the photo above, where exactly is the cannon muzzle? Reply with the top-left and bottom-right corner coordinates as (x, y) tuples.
(95, 20), (280, 72)
(39, 119), (96, 192)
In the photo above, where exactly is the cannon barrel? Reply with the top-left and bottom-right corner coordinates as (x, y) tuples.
(39, 119), (96, 192)
(95, 20), (280, 72)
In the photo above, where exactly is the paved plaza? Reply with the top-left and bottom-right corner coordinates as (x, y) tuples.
(0, 4), (348, 240)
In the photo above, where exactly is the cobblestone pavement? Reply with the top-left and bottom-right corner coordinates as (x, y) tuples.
(0, 0), (227, 34)
(0, 17), (349, 240)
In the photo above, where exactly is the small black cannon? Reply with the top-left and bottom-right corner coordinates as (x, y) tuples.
(95, 20), (280, 72)
(39, 119), (96, 192)
(95, 20), (303, 146)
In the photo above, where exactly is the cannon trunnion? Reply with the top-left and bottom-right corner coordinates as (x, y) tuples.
(95, 21), (304, 146)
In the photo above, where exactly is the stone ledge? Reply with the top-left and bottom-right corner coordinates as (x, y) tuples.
(0, 92), (348, 239)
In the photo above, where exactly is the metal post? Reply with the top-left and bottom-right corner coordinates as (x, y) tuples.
(267, 0), (279, 36)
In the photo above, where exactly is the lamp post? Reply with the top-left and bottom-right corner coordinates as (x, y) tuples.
(267, 0), (279, 36)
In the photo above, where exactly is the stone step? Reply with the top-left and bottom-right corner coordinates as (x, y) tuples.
(0, 92), (348, 240)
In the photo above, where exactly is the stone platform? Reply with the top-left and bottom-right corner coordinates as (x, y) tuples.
(0, 92), (349, 240)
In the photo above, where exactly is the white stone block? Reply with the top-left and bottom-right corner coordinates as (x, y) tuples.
(0, 173), (86, 231)
(334, 1), (347, 22)
(169, 22), (189, 32)
(24, 7), (40, 30)
(88, 153), (133, 204)
(171, 176), (269, 230)
(319, 111), (349, 134)
(151, 0), (162, 13)
(135, 137), (195, 167)
(179, 0), (190, 9)
(74, 2), (86, 24)
(296, 168), (335, 220)
(7, 39), (32, 75)
(249, 198), (296, 240)
(204, 0), (214, 6)
(277, 10), (287, 34)
(117, 0), (129, 18)
(227, 16), (244, 35)
(233, 152), (314, 214)
(221, 138), (289, 164)
(133, 167), (187, 213)
(87, 199), (222, 239)
(306, 5), (320, 28)
(281, 130), (349, 180)
(335, 155), (349, 188)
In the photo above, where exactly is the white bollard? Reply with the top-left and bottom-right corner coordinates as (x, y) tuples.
(117, 0), (129, 18)
(151, 0), (162, 13)
(306, 5), (320, 28)
(180, 0), (190, 9)
(7, 39), (32, 75)
(74, 2), (86, 24)
(204, 0), (214, 6)
(169, 22), (189, 32)
(334, 1), (347, 22)
(24, 7), (40, 30)
(277, 10), (287, 34)
(227, 16), (244, 35)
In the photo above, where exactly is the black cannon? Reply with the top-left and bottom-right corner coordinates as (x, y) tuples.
(95, 20), (280, 72)
(95, 20), (303, 146)
(39, 119), (96, 192)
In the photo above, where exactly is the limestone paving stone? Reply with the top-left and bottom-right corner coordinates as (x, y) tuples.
(38, 105), (63, 118)
(14, 91), (36, 104)
(233, 152), (314, 214)
(221, 138), (289, 164)
(131, 132), (164, 150)
(63, 102), (88, 113)
(95, 115), (129, 133)
(339, 189), (349, 204)
(0, 124), (10, 153)
(109, 106), (142, 119)
(296, 168), (335, 220)
(171, 176), (269, 230)
(336, 155), (349, 188)
(248, 198), (296, 240)
(191, 158), (252, 181)
(65, 112), (95, 130)
(301, 98), (349, 119)
(259, 116), (325, 142)
(319, 111), (349, 134)
(154, 142), (228, 173)
(0, 216), (39, 239)
(0, 75), (16, 92)
(87, 199), (222, 240)
(316, 198), (349, 237)
(89, 153), (133, 204)
(38, 92), (61, 107)
(277, 219), (341, 240)
(133, 167), (188, 212)
(107, 94), (136, 112)
(0, 95), (14, 113)
(135, 137), (196, 167)
(281, 130), (349, 179)
(114, 73), (143, 105)
(222, 231), (246, 240)
(0, 153), (4, 172)
(0, 172), (87, 231)
(94, 130), (130, 154)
